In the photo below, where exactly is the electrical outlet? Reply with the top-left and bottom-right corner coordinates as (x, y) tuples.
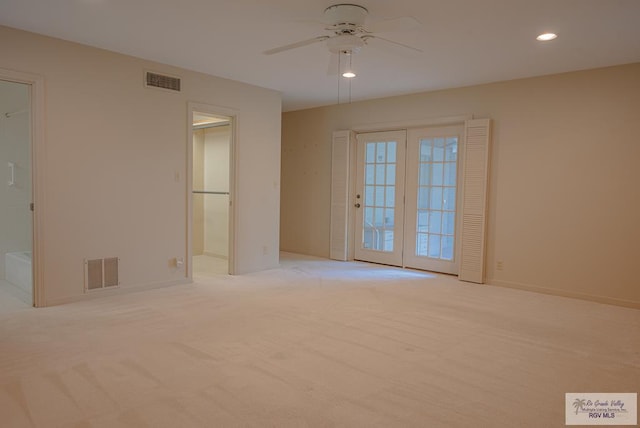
(262, 246), (268, 256)
(169, 257), (184, 269)
(496, 261), (504, 271)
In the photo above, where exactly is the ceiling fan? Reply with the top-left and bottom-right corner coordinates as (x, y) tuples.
(263, 4), (421, 75)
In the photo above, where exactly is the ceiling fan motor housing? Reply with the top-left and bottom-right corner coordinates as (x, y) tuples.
(324, 4), (368, 27)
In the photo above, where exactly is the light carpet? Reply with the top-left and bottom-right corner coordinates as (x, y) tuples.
(0, 252), (638, 427)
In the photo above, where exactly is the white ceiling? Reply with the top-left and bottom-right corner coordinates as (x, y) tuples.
(1, 0), (639, 111)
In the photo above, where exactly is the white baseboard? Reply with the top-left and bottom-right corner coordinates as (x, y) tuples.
(203, 251), (228, 259)
(44, 278), (192, 307)
(488, 279), (640, 310)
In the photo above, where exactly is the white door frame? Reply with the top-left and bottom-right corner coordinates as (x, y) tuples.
(186, 102), (238, 277)
(0, 68), (45, 307)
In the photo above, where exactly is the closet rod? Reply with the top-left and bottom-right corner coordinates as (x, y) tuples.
(192, 190), (229, 195)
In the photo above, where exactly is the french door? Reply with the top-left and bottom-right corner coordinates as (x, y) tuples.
(354, 131), (406, 266)
(404, 126), (463, 274)
(354, 125), (464, 274)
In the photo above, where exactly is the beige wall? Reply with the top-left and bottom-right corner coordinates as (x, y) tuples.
(281, 63), (640, 307)
(0, 25), (282, 305)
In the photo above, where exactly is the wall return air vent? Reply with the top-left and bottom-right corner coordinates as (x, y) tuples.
(145, 71), (181, 92)
(85, 257), (120, 292)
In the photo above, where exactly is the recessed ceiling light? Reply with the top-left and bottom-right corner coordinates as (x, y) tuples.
(536, 33), (557, 41)
(342, 71), (356, 78)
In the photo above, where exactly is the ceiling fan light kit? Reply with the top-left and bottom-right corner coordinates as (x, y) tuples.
(326, 34), (364, 54)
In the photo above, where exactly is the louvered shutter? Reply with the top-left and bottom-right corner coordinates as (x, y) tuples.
(330, 130), (351, 260)
(459, 119), (491, 283)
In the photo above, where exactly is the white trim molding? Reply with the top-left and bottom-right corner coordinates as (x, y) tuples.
(352, 114), (473, 133)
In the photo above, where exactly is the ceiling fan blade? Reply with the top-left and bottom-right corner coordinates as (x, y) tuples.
(362, 35), (422, 53)
(327, 53), (338, 75)
(263, 36), (329, 55)
(365, 16), (419, 34)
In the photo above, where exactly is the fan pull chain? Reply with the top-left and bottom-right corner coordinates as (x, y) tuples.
(348, 51), (352, 104)
(349, 78), (352, 104)
(337, 52), (341, 104)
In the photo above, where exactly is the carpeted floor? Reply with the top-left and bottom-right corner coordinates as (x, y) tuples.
(1, 252), (638, 427)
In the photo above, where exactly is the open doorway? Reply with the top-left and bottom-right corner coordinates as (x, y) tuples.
(0, 79), (32, 308)
(189, 110), (233, 277)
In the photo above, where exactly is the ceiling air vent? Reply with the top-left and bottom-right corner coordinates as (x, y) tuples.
(145, 71), (181, 92)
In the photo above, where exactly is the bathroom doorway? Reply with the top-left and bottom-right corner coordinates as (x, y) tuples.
(0, 79), (32, 307)
(188, 109), (234, 277)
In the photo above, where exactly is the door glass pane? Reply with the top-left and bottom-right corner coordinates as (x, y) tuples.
(431, 163), (443, 186)
(374, 207), (384, 227)
(383, 230), (394, 251)
(442, 236), (454, 260)
(444, 162), (456, 186)
(387, 142), (396, 162)
(420, 140), (432, 161)
(428, 235), (441, 258)
(414, 136), (458, 261)
(366, 144), (376, 163)
(386, 164), (396, 185)
(376, 142), (386, 162)
(417, 210), (429, 232)
(428, 211), (442, 234)
(364, 207), (373, 224)
(375, 186), (385, 206)
(375, 164), (385, 184)
(418, 187), (429, 209)
(361, 140), (399, 252)
(366, 164), (374, 183)
(419, 164), (431, 185)
(443, 187), (456, 210)
(365, 185), (374, 206)
(385, 208), (395, 228)
(443, 211), (455, 235)
(363, 228), (374, 249)
(433, 138), (445, 161)
(417, 234), (428, 255)
(386, 187), (395, 208)
(445, 138), (458, 161)
(430, 187), (443, 210)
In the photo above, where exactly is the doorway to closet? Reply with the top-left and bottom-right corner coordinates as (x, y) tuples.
(190, 111), (232, 276)
(0, 78), (33, 308)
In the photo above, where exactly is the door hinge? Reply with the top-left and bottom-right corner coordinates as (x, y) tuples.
(30, 203), (34, 212)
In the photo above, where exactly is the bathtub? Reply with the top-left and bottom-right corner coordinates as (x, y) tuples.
(5, 251), (32, 294)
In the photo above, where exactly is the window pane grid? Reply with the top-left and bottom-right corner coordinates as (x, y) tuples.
(415, 137), (458, 260)
(363, 141), (397, 252)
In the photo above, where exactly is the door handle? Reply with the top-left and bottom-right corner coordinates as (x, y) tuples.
(354, 203), (361, 208)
